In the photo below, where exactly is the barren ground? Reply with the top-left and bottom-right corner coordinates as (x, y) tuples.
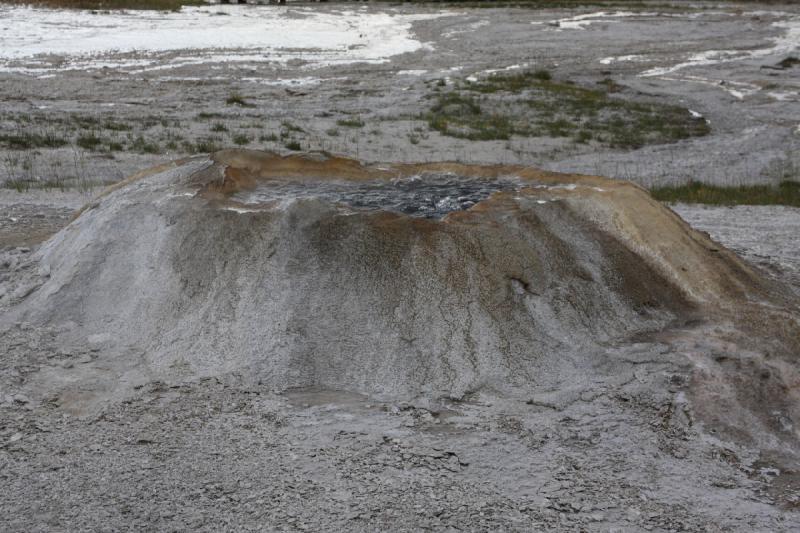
(1, 2), (800, 532)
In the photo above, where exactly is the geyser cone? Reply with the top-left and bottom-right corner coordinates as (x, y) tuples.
(5, 150), (795, 414)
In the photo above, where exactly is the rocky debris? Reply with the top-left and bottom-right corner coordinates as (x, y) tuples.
(4, 150), (791, 413)
(0, 151), (798, 530)
(0, 375), (796, 531)
(0, 204), (74, 248)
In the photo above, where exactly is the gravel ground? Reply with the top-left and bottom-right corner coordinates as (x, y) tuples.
(1, 179), (799, 532)
(1, 2), (800, 531)
(673, 203), (800, 296)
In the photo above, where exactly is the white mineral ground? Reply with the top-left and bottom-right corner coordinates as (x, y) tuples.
(0, 5), (448, 73)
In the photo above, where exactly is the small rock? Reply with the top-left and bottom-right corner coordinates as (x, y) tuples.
(12, 394), (30, 404)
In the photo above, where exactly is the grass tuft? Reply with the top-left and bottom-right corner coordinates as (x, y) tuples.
(130, 136), (162, 154)
(425, 70), (709, 147)
(0, 131), (68, 150)
(336, 117), (366, 128)
(532, 69), (552, 81)
(776, 56), (800, 69)
(284, 140), (302, 151)
(226, 93), (255, 108)
(232, 133), (251, 146)
(651, 180), (800, 207)
(426, 92), (513, 141)
(76, 133), (103, 151)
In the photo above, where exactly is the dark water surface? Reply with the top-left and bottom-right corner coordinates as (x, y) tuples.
(234, 173), (524, 218)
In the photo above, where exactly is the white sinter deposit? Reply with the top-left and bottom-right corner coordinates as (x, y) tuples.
(0, 5), (447, 74)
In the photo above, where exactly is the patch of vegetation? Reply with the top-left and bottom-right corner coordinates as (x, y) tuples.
(196, 112), (227, 121)
(776, 56), (800, 69)
(210, 122), (228, 133)
(426, 92), (513, 141)
(192, 137), (221, 154)
(532, 69), (552, 81)
(336, 117), (366, 128)
(2, 173), (102, 193)
(259, 133), (279, 143)
(284, 140), (302, 151)
(232, 133), (251, 146)
(0, 131), (68, 150)
(651, 180), (800, 207)
(280, 121), (305, 134)
(103, 120), (133, 132)
(76, 133), (103, 151)
(130, 136), (162, 154)
(226, 93), (255, 108)
(596, 77), (624, 93)
(425, 70), (710, 148)
(326, 128), (340, 137)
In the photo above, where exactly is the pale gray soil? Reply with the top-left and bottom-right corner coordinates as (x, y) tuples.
(0, 160), (798, 532)
(1, 2), (800, 531)
(673, 203), (800, 296)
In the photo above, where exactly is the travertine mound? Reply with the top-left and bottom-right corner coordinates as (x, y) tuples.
(5, 150), (792, 406)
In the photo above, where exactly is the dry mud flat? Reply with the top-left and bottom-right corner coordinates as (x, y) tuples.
(1, 2), (800, 188)
(1, 150), (799, 531)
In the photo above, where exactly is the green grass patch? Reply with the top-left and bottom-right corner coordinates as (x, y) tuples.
(426, 92), (512, 141)
(130, 135), (162, 154)
(103, 120), (133, 132)
(284, 140), (302, 151)
(776, 56), (800, 69)
(192, 137), (221, 154)
(232, 133), (251, 146)
(226, 93), (255, 108)
(0, 131), (68, 150)
(2, 175), (103, 192)
(336, 117), (366, 128)
(195, 112), (227, 121)
(651, 180), (800, 207)
(425, 70), (709, 147)
(280, 121), (305, 134)
(76, 133), (103, 151)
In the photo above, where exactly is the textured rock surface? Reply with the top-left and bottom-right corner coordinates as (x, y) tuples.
(3, 150), (786, 407)
(1, 151), (799, 531)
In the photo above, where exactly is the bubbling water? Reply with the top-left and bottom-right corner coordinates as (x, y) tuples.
(233, 173), (523, 218)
